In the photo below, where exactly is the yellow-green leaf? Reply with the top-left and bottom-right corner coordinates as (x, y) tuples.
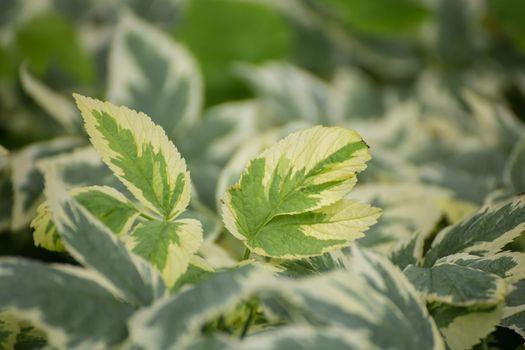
(73, 94), (190, 220)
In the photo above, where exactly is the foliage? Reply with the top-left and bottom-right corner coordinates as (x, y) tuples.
(1, 0), (525, 349)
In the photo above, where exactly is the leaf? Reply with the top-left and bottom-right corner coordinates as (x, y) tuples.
(292, 245), (445, 350)
(127, 219), (203, 288)
(15, 12), (94, 83)
(389, 231), (425, 270)
(431, 304), (504, 350)
(175, 0), (291, 104)
(128, 265), (273, 350)
(424, 196), (525, 266)
(0, 312), (18, 349)
(501, 279), (525, 337)
(20, 64), (81, 133)
(221, 126), (379, 258)
(31, 185), (140, 252)
(73, 94), (191, 221)
(439, 252), (525, 283)
(404, 263), (506, 307)
(322, 0), (430, 36)
(505, 137), (525, 194)
(350, 183), (449, 254)
(171, 255), (214, 292)
(10, 137), (83, 230)
(44, 171), (166, 306)
(108, 12), (202, 139)
(238, 62), (330, 123)
(0, 153), (12, 232)
(0, 258), (135, 350)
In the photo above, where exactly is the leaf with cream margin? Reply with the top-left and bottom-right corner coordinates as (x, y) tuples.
(107, 11), (202, 139)
(20, 64), (81, 133)
(10, 137), (84, 231)
(237, 62), (330, 124)
(221, 126), (380, 258)
(404, 263), (506, 307)
(290, 245), (445, 350)
(501, 279), (525, 337)
(31, 185), (140, 252)
(73, 94), (191, 221)
(44, 169), (166, 305)
(431, 303), (504, 350)
(128, 264), (276, 350)
(0, 258), (135, 350)
(126, 218), (203, 288)
(424, 196), (525, 266)
(350, 182), (450, 254)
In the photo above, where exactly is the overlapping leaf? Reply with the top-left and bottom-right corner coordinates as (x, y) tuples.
(221, 125), (380, 258)
(74, 94), (191, 220)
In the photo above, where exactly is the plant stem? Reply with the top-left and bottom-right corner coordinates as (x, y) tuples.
(240, 303), (255, 339)
(242, 248), (251, 260)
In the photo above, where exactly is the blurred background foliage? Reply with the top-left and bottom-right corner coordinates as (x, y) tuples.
(1, 0), (525, 347)
(1, 0), (525, 290)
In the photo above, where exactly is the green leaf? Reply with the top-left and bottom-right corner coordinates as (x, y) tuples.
(15, 12), (94, 83)
(10, 137), (83, 230)
(322, 0), (430, 36)
(73, 94), (191, 221)
(404, 263), (506, 307)
(0, 258), (135, 349)
(44, 171), (166, 306)
(424, 196), (525, 266)
(174, 0), (291, 104)
(20, 64), (81, 133)
(0, 312), (18, 349)
(222, 126), (380, 258)
(127, 219), (203, 287)
(171, 255), (214, 292)
(31, 185), (140, 252)
(108, 12), (202, 139)
(488, 0), (525, 54)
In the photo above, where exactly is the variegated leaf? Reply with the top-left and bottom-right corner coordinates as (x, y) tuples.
(20, 64), (81, 133)
(73, 94), (191, 221)
(0, 258), (135, 350)
(350, 183), (450, 254)
(107, 12), (202, 139)
(424, 196), (525, 266)
(292, 245), (445, 350)
(10, 137), (84, 231)
(389, 231), (425, 270)
(438, 252), (525, 284)
(404, 263), (506, 307)
(127, 219), (203, 287)
(237, 62), (330, 123)
(31, 185), (140, 252)
(0, 312), (18, 349)
(221, 126), (380, 258)
(171, 255), (214, 292)
(128, 265), (273, 350)
(44, 171), (166, 305)
(431, 303), (504, 350)
(502, 279), (525, 337)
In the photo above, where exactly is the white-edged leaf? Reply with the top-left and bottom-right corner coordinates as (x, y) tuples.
(73, 94), (191, 220)
(424, 196), (525, 266)
(126, 219), (203, 288)
(502, 279), (525, 337)
(0, 258), (135, 350)
(107, 11), (202, 139)
(20, 64), (80, 133)
(221, 125), (380, 258)
(44, 169), (166, 306)
(10, 137), (84, 231)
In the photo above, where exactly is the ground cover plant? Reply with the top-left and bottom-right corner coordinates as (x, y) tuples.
(1, 0), (525, 349)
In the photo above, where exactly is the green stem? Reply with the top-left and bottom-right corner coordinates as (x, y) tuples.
(240, 303), (255, 339)
(242, 248), (251, 260)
